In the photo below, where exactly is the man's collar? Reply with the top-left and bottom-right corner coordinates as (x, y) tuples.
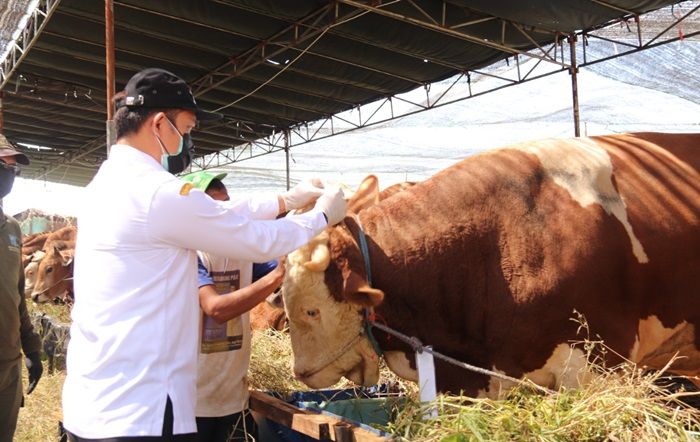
(109, 144), (163, 171)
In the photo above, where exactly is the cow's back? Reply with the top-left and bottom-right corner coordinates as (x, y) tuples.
(359, 132), (700, 393)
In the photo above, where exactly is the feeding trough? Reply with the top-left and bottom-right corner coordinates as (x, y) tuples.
(251, 386), (401, 441)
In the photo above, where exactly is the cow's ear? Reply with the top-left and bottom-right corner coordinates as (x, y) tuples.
(347, 175), (380, 213)
(342, 270), (384, 307)
(59, 249), (74, 266)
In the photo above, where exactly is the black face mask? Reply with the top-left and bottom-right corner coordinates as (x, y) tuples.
(163, 132), (193, 176)
(0, 166), (16, 199)
(155, 118), (194, 175)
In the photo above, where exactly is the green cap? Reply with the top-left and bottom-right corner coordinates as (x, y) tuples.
(181, 170), (228, 191)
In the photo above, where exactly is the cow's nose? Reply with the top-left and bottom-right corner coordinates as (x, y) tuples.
(31, 293), (40, 303)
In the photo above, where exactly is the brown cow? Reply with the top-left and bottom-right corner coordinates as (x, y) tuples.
(282, 132), (700, 397)
(250, 291), (287, 331)
(31, 226), (77, 304)
(22, 232), (52, 257)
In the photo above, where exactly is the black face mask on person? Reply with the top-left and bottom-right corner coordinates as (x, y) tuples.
(0, 162), (18, 199)
(154, 117), (194, 175)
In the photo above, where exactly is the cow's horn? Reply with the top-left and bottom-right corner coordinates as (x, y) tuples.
(304, 243), (330, 272)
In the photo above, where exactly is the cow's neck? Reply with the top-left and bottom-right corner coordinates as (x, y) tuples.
(356, 164), (502, 357)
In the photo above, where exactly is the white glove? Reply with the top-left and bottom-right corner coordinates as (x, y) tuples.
(281, 178), (325, 211)
(314, 187), (347, 226)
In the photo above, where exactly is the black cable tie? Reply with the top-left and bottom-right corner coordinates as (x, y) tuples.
(409, 336), (424, 353)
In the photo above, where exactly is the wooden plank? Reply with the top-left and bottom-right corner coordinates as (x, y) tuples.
(249, 390), (393, 441)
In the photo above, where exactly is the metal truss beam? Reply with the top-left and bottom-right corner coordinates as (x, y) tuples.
(589, 0), (636, 15)
(579, 2), (700, 67)
(189, 131), (288, 170)
(112, 1), (426, 87)
(0, 0), (62, 91)
(31, 134), (105, 181)
(192, 1), (699, 172)
(41, 14), (397, 107)
(210, 0), (425, 85)
(190, 3), (365, 98)
(337, 0), (566, 67)
(16, 0), (700, 183)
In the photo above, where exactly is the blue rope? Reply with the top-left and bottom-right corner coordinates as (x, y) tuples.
(352, 215), (383, 357)
(355, 218), (373, 286)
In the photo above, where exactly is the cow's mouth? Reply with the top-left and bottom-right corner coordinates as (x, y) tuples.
(295, 370), (343, 389)
(344, 338), (380, 386)
(345, 364), (367, 385)
(32, 293), (51, 304)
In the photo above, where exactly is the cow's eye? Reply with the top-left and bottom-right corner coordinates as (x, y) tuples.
(306, 309), (319, 318)
(46, 267), (53, 274)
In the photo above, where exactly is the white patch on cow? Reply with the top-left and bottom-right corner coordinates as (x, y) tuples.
(515, 137), (649, 264)
(477, 344), (591, 399)
(630, 316), (682, 363)
(627, 315), (700, 375)
(24, 260), (40, 297)
(384, 351), (418, 382)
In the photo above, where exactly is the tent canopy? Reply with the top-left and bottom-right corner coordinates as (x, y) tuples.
(0, 0), (688, 185)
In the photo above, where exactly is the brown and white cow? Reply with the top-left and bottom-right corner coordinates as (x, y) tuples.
(248, 181), (416, 332)
(24, 250), (46, 297)
(282, 132), (700, 397)
(31, 226), (77, 304)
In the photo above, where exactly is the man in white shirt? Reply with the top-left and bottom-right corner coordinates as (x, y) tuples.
(62, 68), (346, 442)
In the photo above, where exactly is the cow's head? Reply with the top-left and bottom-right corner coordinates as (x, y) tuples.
(283, 176), (387, 388)
(24, 250), (46, 297)
(31, 243), (73, 304)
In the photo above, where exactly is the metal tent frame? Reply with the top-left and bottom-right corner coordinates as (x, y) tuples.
(0, 0), (697, 187)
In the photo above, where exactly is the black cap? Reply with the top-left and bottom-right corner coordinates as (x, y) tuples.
(117, 68), (222, 121)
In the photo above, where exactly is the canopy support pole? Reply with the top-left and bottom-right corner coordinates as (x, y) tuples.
(284, 130), (291, 191)
(0, 91), (4, 134)
(568, 34), (581, 137)
(105, 0), (116, 150)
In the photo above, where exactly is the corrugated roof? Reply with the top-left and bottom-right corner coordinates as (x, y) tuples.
(0, 0), (693, 186)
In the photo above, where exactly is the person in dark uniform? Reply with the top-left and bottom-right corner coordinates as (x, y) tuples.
(0, 134), (42, 441)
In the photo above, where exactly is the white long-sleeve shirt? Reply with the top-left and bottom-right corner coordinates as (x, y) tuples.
(63, 144), (327, 438)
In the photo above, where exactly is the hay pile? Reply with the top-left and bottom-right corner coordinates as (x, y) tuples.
(15, 365), (66, 442)
(250, 329), (700, 441)
(27, 299), (72, 324)
(249, 329), (310, 394)
(385, 363), (700, 441)
(249, 329), (417, 396)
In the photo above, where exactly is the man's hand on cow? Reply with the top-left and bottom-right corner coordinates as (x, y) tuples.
(25, 351), (43, 394)
(280, 178), (325, 212)
(315, 187), (347, 226)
